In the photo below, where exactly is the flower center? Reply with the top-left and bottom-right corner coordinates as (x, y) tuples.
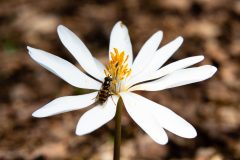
(104, 48), (131, 93)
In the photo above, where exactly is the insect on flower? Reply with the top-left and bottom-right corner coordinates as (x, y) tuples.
(27, 21), (217, 145)
(97, 76), (113, 104)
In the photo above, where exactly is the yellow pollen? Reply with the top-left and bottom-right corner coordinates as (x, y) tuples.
(105, 48), (131, 84)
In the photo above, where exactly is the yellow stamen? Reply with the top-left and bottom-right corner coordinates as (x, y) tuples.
(105, 48), (132, 83)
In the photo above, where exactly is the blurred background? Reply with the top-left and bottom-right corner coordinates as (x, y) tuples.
(0, 0), (239, 159)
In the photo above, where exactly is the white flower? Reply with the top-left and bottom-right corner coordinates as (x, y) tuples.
(27, 21), (217, 145)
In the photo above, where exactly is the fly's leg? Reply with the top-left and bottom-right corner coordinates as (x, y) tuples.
(109, 92), (117, 106)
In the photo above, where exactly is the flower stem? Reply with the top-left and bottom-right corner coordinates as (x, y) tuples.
(113, 98), (123, 160)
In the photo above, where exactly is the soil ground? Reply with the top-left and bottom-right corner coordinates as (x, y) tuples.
(0, 0), (240, 159)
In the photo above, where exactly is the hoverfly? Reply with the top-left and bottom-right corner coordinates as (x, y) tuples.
(96, 76), (113, 104)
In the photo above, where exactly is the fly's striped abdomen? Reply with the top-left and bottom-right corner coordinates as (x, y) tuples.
(97, 76), (112, 104)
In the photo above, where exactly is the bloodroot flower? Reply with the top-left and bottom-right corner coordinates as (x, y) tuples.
(27, 21), (217, 145)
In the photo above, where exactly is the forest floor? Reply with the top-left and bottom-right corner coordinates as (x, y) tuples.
(0, 0), (240, 159)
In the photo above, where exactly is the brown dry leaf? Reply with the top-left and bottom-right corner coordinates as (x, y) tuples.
(31, 142), (67, 159)
(136, 134), (168, 159)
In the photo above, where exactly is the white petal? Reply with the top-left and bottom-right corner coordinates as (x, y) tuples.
(148, 55), (204, 80)
(145, 36), (183, 72)
(109, 21), (133, 66)
(130, 65), (217, 91)
(128, 56), (204, 88)
(126, 37), (183, 87)
(94, 58), (106, 76)
(123, 92), (197, 138)
(27, 47), (101, 90)
(57, 25), (104, 81)
(130, 31), (163, 78)
(120, 92), (168, 145)
(76, 96), (119, 136)
(32, 92), (98, 118)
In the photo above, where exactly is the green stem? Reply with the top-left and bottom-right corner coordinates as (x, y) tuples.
(113, 98), (123, 160)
